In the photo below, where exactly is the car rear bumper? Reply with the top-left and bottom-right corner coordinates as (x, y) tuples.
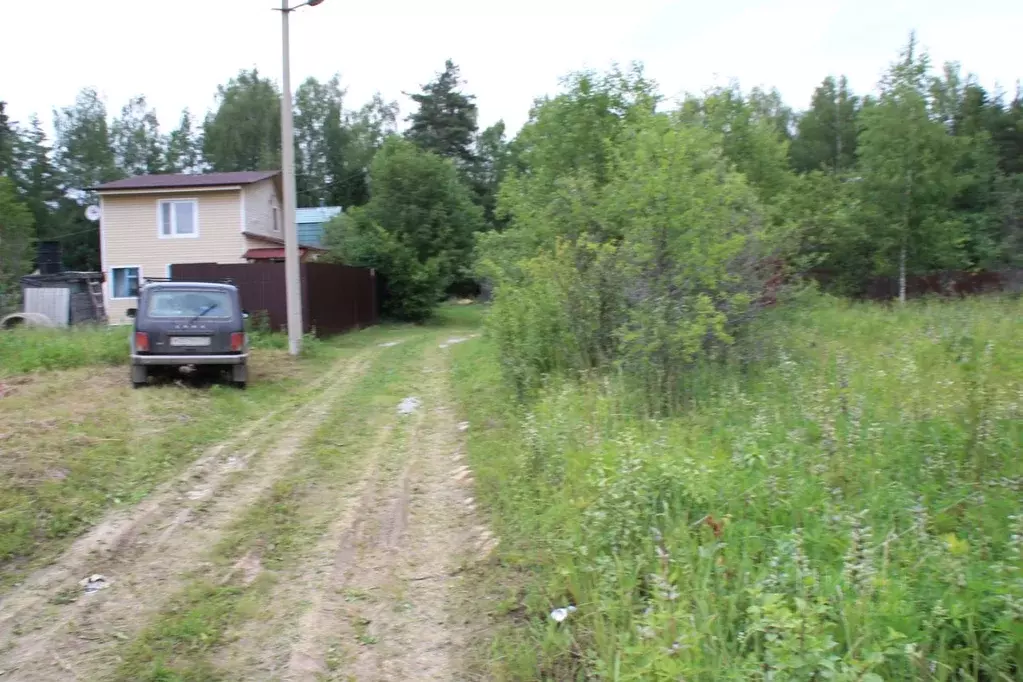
(131, 353), (248, 366)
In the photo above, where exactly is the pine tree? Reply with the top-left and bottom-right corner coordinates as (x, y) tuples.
(165, 108), (203, 174)
(405, 60), (479, 166)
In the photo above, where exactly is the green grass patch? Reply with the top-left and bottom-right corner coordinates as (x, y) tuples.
(0, 326), (126, 376)
(452, 295), (1023, 680)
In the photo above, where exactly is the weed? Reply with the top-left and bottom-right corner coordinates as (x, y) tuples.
(453, 295), (1023, 680)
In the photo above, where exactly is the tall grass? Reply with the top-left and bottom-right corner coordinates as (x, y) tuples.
(452, 295), (1023, 680)
(0, 326), (329, 377)
(0, 326), (126, 376)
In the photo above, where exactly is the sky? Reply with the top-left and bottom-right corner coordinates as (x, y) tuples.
(2, 0), (1021, 137)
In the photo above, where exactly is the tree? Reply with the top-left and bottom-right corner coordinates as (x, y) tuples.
(0, 101), (15, 179)
(0, 176), (34, 296)
(340, 93), (399, 208)
(53, 88), (118, 192)
(111, 95), (165, 176)
(326, 138), (483, 320)
(12, 115), (61, 238)
(294, 75), (348, 208)
(468, 120), (511, 227)
(203, 70), (281, 172)
(857, 35), (963, 302)
(53, 89), (118, 271)
(166, 108), (203, 173)
(790, 76), (860, 173)
(405, 60), (479, 166)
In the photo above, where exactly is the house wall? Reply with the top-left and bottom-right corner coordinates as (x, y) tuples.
(243, 178), (282, 240)
(100, 189), (244, 324)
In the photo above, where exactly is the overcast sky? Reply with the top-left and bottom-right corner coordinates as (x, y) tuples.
(3, 0), (1021, 137)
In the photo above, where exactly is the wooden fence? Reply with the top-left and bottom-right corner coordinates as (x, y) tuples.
(170, 262), (377, 336)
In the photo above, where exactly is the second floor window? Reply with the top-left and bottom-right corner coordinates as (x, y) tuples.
(159, 200), (198, 238)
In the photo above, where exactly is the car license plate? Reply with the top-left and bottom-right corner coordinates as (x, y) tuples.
(169, 336), (211, 347)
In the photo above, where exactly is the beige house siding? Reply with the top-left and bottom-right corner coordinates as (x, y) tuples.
(243, 178), (282, 240)
(100, 190), (244, 324)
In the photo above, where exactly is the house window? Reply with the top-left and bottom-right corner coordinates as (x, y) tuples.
(111, 267), (141, 299)
(158, 199), (198, 238)
(272, 204), (280, 232)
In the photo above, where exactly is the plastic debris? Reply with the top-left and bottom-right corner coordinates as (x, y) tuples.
(378, 341), (403, 348)
(457, 421), (470, 432)
(397, 397), (422, 415)
(79, 574), (110, 594)
(550, 605), (577, 623)
(439, 337), (469, 349)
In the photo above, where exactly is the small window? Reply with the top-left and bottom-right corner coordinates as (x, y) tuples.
(158, 200), (198, 238)
(272, 205), (280, 232)
(111, 267), (140, 299)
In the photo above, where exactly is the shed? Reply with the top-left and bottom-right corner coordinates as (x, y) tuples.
(19, 272), (107, 326)
(296, 206), (342, 248)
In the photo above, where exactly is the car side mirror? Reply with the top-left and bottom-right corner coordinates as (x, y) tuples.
(242, 310), (250, 319)
(126, 308), (137, 318)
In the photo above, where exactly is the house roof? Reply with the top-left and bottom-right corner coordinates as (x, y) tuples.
(296, 206), (342, 224)
(90, 171), (280, 192)
(243, 231), (327, 251)
(244, 247), (320, 260)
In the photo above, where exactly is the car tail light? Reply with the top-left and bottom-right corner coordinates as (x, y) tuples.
(135, 332), (150, 352)
(230, 332), (245, 352)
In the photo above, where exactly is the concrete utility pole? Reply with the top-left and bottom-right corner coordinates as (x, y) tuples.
(276, 0), (324, 355)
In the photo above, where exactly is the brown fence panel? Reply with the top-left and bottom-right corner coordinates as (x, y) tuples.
(304, 262), (378, 334)
(169, 262), (377, 336)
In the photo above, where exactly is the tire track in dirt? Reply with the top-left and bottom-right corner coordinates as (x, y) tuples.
(286, 344), (491, 681)
(0, 348), (378, 681)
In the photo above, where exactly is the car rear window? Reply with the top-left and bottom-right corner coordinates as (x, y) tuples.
(146, 290), (235, 319)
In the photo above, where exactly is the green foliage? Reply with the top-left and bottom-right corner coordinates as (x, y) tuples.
(789, 76), (860, 174)
(111, 95), (165, 176)
(454, 295), (1023, 680)
(165, 108), (202, 174)
(0, 176), (33, 296)
(856, 37), (966, 283)
(481, 69), (776, 408)
(326, 137), (483, 321)
(202, 69), (281, 173)
(405, 59), (479, 166)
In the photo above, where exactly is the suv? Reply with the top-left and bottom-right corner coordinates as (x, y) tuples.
(127, 279), (249, 389)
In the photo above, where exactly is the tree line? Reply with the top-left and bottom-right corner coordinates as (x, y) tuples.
(2, 41), (1021, 314)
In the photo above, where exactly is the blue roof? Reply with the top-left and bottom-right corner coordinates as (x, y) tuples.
(296, 206), (342, 224)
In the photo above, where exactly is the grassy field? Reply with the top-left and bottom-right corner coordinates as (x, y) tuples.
(452, 295), (1023, 680)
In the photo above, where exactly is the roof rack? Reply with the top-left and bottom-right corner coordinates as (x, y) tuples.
(143, 276), (236, 285)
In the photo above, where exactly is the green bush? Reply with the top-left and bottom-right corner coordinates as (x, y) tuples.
(325, 137), (484, 322)
(482, 111), (775, 409)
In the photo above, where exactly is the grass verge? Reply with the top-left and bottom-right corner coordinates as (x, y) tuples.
(451, 295), (1023, 680)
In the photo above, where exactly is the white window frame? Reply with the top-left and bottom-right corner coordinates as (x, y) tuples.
(110, 265), (142, 300)
(157, 198), (200, 239)
(271, 199), (280, 233)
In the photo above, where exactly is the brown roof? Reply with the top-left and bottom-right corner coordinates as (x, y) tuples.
(91, 171), (280, 192)
(243, 231), (327, 251)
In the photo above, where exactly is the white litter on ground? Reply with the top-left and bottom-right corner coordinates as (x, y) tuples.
(378, 340), (403, 348)
(79, 574), (110, 594)
(397, 397), (422, 415)
(439, 337), (469, 349)
(550, 605), (577, 623)
(457, 421), (470, 432)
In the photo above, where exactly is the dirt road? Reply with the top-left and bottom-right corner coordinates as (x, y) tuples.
(0, 327), (488, 681)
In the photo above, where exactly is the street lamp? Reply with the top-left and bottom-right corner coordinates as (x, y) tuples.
(274, 0), (323, 356)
